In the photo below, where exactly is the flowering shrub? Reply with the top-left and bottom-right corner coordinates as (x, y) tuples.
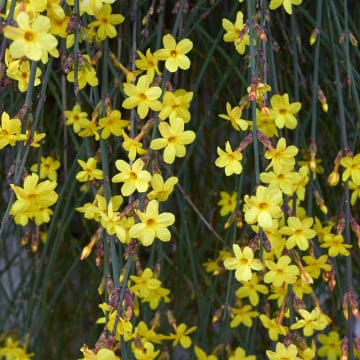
(1, 0), (360, 359)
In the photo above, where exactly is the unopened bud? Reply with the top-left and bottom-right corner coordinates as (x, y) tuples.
(354, 338), (360, 356)
(212, 305), (224, 323)
(165, 309), (177, 328)
(257, 130), (273, 150)
(350, 217), (360, 247)
(328, 168), (340, 186)
(318, 87), (328, 113)
(310, 26), (319, 45)
(238, 133), (253, 152)
(349, 31), (358, 47)
(21, 231), (31, 247)
(337, 212), (346, 235)
(313, 188), (328, 214)
(341, 336), (348, 360)
(309, 141), (317, 173)
(349, 287), (360, 319)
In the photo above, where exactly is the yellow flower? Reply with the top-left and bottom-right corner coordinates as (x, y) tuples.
(159, 89), (193, 123)
(129, 199), (175, 246)
(80, 344), (120, 360)
(46, 0), (66, 21)
(264, 255), (299, 287)
(349, 180), (360, 204)
(194, 345), (218, 360)
(303, 254), (331, 279)
(215, 141), (243, 176)
(317, 330), (342, 360)
(49, 13), (70, 38)
(130, 268), (170, 309)
(222, 11), (250, 54)
(147, 174), (178, 202)
(150, 118), (196, 164)
(269, 93), (301, 129)
(10, 173), (58, 226)
(290, 307), (330, 336)
(135, 48), (161, 81)
(219, 102), (248, 131)
(0, 111), (24, 149)
(121, 130), (148, 161)
(230, 303), (259, 328)
(78, 119), (100, 140)
(5, 50), (42, 92)
(105, 311), (135, 342)
(235, 273), (268, 306)
(280, 216), (316, 251)
(259, 314), (288, 341)
(217, 191), (237, 216)
(88, 4), (125, 41)
(340, 153), (360, 185)
(136, 321), (163, 344)
(321, 233), (352, 257)
(269, 0), (303, 15)
(0, 336), (34, 360)
(260, 167), (301, 196)
(243, 185), (283, 229)
(228, 347), (256, 360)
(112, 158), (151, 196)
(160, 323), (197, 348)
(155, 34), (193, 72)
(122, 75), (162, 119)
(224, 244), (263, 282)
(98, 109), (129, 139)
(30, 156), (61, 181)
(76, 157), (103, 182)
(100, 201), (128, 243)
(266, 343), (301, 360)
(4, 12), (58, 63)
(24, 130), (46, 148)
(264, 137), (298, 172)
(255, 108), (278, 138)
(67, 55), (99, 89)
(64, 104), (89, 133)
(133, 341), (160, 360)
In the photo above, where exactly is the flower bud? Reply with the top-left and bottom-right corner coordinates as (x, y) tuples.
(309, 27), (319, 45)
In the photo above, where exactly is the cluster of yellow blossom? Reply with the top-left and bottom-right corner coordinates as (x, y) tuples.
(0, 336), (34, 360)
(208, 2), (360, 359)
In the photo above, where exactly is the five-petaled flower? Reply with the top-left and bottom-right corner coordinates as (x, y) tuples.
(269, 0), (303, 15)
(112, 158), (152, 196)
(155, 34), (193, 72)
(223, 244), (263, 282)
(150, 118), (196, 164)
(4, 12), (58, 63)
(88, 4), (125, 41)
(243, 185), (283, 229)
(264, 255), (299, 287)
(215, 141), (243, 176)
(10, 173), (58, 226)
(122, 75), (162, 119)
(129, 199), (175, 246)
(269, 93), (302, 129)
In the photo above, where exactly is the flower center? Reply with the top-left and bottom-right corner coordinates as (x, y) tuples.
(146, 218), (156, 227)
(139, 93), (147, 101)
(240, 258), (249, 265)
(279, 108), (287, 115)
(129, 171), (138, 180)
(258, 202), (268, 210)
(24, 31), (34, 42)
(170, 50), (178, 57)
